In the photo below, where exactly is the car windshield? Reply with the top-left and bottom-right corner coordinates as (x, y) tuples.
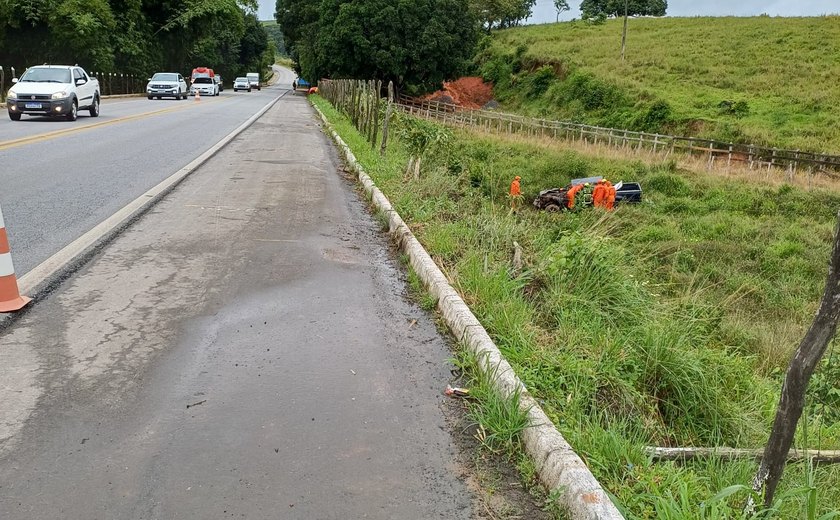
(235, 78), (247, 82)
(194, 77), (213, 84)
(20, 67), (71, 84)
(151, 73), (178, 82)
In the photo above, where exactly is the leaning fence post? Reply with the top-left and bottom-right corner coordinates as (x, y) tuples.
(380, 81), (394, 156)
(727, 143), (733, 172)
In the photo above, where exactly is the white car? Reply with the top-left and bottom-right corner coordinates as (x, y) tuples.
(146, 72), (188, 100)
(233, 77), (251, 92)
(246, 72), (260, 91)
(6, 65), (100, 121)
(190, 77), (219, 97)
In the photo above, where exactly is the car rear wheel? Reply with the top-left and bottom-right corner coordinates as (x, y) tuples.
(89, 96), (100, 117)
(545, 203), (561, 213)
(9, 111), (21, 121)
(66, 100), (78, 121)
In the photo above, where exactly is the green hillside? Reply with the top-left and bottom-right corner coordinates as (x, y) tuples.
(478, 16), (840, 154)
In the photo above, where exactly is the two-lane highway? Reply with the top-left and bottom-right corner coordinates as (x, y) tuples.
(0, 66), (297, 275)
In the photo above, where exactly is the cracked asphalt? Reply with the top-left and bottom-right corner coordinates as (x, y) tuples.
(0, 88), (476, 518)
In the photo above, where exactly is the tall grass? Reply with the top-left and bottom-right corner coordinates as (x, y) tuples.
(479, 16), (840, 153)
(312, 96), (840, 518)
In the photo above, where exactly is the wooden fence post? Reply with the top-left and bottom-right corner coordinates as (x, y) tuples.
(380, 81), (394, 156)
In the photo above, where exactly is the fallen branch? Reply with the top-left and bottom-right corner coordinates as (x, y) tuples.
(645, 446), (840, 464)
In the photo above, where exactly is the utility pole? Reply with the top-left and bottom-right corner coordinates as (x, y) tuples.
(620, 0), (629, 60)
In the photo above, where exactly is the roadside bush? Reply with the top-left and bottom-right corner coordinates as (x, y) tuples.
(549, 70), (628, 112)
(634, 100), (673, 133)
(646, 173), (692, 196)
(523, 65), (556, 98)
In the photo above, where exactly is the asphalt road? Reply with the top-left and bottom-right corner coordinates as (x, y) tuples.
(0, 78), (476, 518)
(0, 65), (297, 275)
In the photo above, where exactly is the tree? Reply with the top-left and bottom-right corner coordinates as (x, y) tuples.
(1, 0), (268, 78)
(748, 212), (840, 510)
(554, 0), (570, 22)
(274, 0), (320, 77)
(263, 22), (287, 56)
(313, 0), (478, 94)
(470, 0), (537, 31)
(579, 0), (666, 19)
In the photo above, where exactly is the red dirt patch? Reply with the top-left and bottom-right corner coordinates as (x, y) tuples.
(424, 77), (494, 109)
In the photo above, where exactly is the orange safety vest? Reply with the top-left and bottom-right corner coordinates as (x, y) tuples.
(509, 178), (521, 197)
(566, 184), (583, 208)
(605, 185), (616, 210)
(593, 183), (607, 207)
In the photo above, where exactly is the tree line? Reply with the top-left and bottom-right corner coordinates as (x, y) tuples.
(276, 0), (666, 94)
(0, 0), (274, 81)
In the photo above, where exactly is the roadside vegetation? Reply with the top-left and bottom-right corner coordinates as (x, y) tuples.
(478, 16), (840, 153)
(0, 0), (274, 80)
(313, 95), (840, 518)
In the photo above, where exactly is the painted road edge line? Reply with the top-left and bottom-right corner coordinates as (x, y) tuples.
(0, 91), (287, 331)
(311, 101), (625, 520)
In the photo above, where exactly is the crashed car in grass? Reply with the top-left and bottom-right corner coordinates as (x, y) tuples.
(533, 176), (642, 212)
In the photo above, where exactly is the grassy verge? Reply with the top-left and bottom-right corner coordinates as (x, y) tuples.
(403, 263), (563, 519)
(312, 95), (840, 518)
(478, 17), (840, 153)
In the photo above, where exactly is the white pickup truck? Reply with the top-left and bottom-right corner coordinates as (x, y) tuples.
(6, 65), (100, 121)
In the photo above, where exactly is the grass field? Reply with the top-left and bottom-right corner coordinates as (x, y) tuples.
(313, 95), (840, 518)
(478, 16), (840, 154)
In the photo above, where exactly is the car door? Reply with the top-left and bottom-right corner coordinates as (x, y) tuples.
(74, 68), (94, 107)
(178, 74), (186, 93)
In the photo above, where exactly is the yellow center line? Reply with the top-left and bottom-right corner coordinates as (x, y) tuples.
(0, 97), (232, 152)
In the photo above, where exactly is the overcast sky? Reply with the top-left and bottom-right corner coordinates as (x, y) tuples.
(258, 0), (840, 23)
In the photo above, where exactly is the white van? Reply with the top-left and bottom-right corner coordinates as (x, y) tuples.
(246, 72), (260, 91)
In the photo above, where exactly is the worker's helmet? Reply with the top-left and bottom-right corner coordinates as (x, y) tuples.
(515, 176), (521, 180)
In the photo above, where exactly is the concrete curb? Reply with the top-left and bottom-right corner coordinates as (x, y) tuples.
(312, 101), (625, 520)
(0, 91), (289, 332)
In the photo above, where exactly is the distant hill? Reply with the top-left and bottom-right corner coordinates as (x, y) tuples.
(478, 16), (840, 153)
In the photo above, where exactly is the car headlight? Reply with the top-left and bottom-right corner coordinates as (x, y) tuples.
(7, 90), (17, 100)
(51, 91), (68, 99)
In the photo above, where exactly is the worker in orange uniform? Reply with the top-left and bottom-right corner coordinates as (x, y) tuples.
(593, 179), (607, 208)
(566, 183), (583, 209)
(509, 176), (523, 214)
(605, 182), (617, 210)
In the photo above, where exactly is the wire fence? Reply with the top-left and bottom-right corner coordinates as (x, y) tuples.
(396, 95), (840, 178)
(1, 65), (146, 103)
(319, 77), (840, 182)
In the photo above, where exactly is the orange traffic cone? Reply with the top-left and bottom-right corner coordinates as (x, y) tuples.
(194, 89), (201, 102)
(0, 205), (31, 312)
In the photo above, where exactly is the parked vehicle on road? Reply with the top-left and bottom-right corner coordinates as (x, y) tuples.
(146, 72), (188, 100)
(233, 77), (251, 92)
(190, 77), (219, 97)
(6, 65), (100, 121)
(190, 67), (219, 97)
(246, 72), (260, 91)
(215, 75), (224, 92)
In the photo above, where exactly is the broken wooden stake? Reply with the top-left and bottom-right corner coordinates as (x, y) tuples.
(645, 446), (840, 465)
